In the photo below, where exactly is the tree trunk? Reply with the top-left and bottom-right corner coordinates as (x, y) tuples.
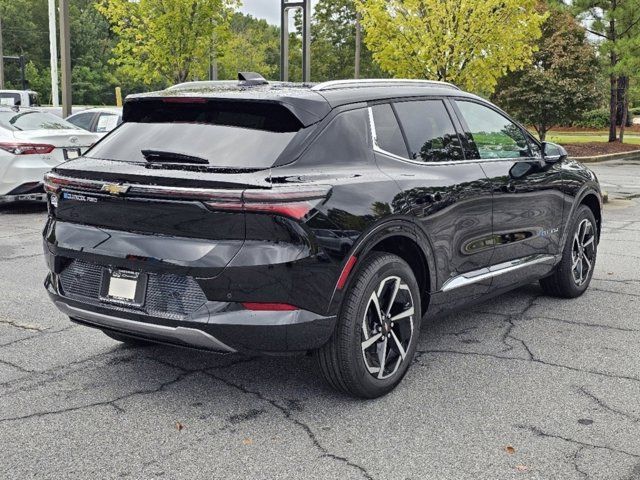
(620, 77), (629, 142)
(354, 11), (362, 79)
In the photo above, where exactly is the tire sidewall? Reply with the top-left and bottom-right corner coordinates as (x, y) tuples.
(559, 205), (598, 295)
(342, 254), (422, 396)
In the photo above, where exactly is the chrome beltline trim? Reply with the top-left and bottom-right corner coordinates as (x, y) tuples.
(441, 254), (558, 292)
(55, 301), (236, 352)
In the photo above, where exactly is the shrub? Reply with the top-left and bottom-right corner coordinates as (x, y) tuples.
(573, 109), (610, 129)
(629, 106), (640, 116)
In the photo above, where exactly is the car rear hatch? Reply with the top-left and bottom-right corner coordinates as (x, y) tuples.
(43, 97), (326, 277)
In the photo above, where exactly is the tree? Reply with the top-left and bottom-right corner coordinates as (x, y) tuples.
(493, 8), (601, 141)
(574, 0), (640, 142)
(217, 13), (280, 80)
(97, 0), (238, 86)
(355, 0), (546, 94)
(310, 0), (385, 81)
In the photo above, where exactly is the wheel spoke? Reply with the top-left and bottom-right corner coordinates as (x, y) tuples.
(390, 305), (414, 322)
(361, 333), (382, 351)
(583, 236), (594, 248)
(390, 330), (406, 360)
(377, 338), (388, 379)
(583, 254), (592, 274)
(385, 278), (401, 317)
(369, 291), (383, 322)
(581, 221), (591, 245)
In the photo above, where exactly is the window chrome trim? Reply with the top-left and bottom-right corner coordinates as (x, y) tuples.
(367, 106), (536, 166)
(441, 254), (558, 292)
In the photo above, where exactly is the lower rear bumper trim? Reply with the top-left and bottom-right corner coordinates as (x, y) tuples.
(54, 300), (236, 353)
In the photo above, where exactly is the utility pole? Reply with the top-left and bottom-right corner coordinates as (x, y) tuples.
(48, 0), (59, 106)
(59, 0), (72, 116)
(0, 18), (4, 89)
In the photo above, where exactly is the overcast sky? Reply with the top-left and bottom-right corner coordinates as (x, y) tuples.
(239, 0), (319, 25)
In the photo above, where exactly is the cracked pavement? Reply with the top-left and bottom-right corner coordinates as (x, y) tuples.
(1, 160), (639, 479)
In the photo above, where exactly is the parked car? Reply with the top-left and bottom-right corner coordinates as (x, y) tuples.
(0, 107), (99, 203)
(42, 76), (602, 398)
(65, 107), (122, 136)
(0, 89), (40, 107)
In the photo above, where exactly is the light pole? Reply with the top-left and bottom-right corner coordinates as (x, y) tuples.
(59, 0), (71, 116)
(48, 0), (59, 106)
(280, 0), (311, 83)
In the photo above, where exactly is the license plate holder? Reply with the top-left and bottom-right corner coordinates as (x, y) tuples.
(63, 148), (82, 160)
(100, 269), (147, 307)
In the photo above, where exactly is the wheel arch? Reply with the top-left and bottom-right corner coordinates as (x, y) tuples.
(328, 219), (436, 317)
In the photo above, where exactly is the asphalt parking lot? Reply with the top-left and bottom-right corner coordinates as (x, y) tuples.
(1, 160), (639, 480)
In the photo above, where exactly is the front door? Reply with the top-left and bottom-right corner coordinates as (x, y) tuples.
(451, 99), (564, 290)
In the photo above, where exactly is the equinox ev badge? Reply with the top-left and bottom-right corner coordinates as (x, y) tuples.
(101, 183), (130, 195)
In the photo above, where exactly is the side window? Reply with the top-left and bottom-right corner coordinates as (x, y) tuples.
(455, 101), (530, 159)
(393, 100), (464, 162)
(96, 114), (120, 133)
(371, 103), (408, 158)
(67, 112), (95, 132)
(299, 108), (371, 166)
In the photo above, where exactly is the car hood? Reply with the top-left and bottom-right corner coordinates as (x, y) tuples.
(12, 129), (100, 148)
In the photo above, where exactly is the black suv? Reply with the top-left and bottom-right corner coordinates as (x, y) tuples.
(43, 76), (602, 398)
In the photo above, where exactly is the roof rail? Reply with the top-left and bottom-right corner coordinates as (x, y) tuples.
(312, 78), (460, 91)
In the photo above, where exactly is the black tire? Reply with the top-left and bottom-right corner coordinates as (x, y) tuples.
(540, 205), (598, 298)
(102, 329), (153, 346)
(315, 252), (422, 398)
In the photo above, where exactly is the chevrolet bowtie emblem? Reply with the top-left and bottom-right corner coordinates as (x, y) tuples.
(101, 183), (130, 195)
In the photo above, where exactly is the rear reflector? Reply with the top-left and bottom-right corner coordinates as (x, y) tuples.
(336, 255), (357, 290)
(242, 302), (299, 311)
(0, 142), (55, 155)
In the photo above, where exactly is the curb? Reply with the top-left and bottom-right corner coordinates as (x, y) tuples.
(572, 149), (640, 163)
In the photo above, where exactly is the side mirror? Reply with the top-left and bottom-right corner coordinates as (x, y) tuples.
(542, 142), (567, 163)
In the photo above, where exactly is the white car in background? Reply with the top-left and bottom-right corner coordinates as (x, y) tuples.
(66, 107), (122, 137)
(0, 107), (100, 204)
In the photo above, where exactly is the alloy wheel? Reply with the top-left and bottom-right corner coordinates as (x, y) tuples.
(571, 218), (596, 286)
(361, 276), (415, 380)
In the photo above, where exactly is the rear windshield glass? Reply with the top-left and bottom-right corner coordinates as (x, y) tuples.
(86, 100), (304, 169)
(0, 110), (77, 131)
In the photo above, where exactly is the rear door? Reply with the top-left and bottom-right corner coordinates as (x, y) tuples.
(451, 99), (564, 289)
(370, 98), (495, 309)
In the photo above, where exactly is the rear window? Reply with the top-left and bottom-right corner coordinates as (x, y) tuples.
(86, 100), (304, 169)
(0, 110), (77, 131)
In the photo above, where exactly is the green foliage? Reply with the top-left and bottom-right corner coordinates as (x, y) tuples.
(572, 109), (611, 129)
(96, 0), (238, 86)
(310, 0), (385, 81)
(355, 0), (546, 94)
(493, 7), (601, 140)
(217, 13), (280, 80)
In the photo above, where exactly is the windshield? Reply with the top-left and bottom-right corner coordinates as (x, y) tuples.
(0, 110), (78, 131)
(86, 100), (304, 168)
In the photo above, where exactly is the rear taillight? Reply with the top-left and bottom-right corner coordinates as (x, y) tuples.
(205, 185), (331, 220)
(0, 142), (55, 155)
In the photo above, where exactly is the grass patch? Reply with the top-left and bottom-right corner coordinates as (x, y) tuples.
(547, 134), (640, 145)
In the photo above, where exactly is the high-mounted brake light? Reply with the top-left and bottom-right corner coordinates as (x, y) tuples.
(0, 142), (55, 155)
(161, 97), (207, 104)
(242, 302), (299, 311)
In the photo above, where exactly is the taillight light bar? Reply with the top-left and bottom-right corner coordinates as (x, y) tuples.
(43, 172), (330, 220)
(0, 142), (55, 155)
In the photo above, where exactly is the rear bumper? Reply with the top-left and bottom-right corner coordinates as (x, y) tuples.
(46, 273), (336, 354)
